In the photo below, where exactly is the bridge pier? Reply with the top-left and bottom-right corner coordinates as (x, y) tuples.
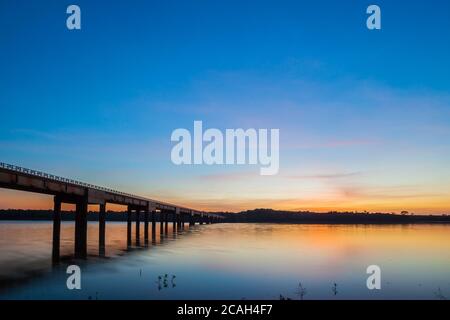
(151, 211), (156, 244)
(159, 211), (164, 236)
(127, 206), (132, 247)
(74, 199), (88, 259)
(172, 217), (177, 235)
(135, 209), (141, 246)
(189, 214), (194, 226)
(52, 196), (62, 263)
(99, 203), (106, 256)
(172, 212), (177, 232)
(170, 213), (175, 238)
(164, 211), (169, 234)
(151, 210), (156, 231)
(177, 214), (182, 229)
(144, 210), (149, 245)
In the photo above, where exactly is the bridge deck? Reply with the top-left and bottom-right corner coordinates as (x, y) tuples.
(0, 162), (219, 218)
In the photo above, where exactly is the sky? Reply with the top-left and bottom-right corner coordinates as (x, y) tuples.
(0, 0), (449, 213)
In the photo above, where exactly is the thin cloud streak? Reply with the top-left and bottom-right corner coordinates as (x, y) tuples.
(288, 172), (362, 180)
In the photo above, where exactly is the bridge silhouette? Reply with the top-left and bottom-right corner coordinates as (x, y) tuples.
(0, 162), (222, 261)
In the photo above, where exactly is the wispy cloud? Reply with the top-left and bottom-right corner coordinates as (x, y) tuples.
(10, 129), (68, 141)
(288, 172), (362, 180)
(283, 139), (382, 150)
(336, 185), (447, 201)
(198, 171), (256, 181)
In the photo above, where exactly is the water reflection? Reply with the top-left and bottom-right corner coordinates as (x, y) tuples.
(0, 223), (450, 299)
(0, 221), (191, 289)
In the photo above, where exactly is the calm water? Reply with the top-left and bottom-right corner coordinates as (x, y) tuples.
(0, 221), (449, 300)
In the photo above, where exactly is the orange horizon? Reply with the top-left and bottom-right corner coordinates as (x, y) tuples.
(0, 189), (448, 215)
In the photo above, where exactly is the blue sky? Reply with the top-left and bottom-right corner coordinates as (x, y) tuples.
(0, 0), (449, 212)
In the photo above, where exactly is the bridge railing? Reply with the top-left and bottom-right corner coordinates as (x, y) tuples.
(0, 162), (143, 199)
(0, 162), (219, 216)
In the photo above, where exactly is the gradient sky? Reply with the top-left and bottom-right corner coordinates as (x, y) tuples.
(1, 0), (449, 213)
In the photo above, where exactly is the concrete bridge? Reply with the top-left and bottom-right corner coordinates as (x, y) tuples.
(0, 162), (223, 261)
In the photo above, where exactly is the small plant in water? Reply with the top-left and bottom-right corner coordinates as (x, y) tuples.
(156, 274), (177, 290)
(156, 276), (161, 290)
(332, 283), (338, 296)
(434, 287), (447, 300)
(171, 275), (177, 288)
(295, 282), (307, 300)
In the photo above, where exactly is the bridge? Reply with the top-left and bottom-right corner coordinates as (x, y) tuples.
(0, 162), (223, 261)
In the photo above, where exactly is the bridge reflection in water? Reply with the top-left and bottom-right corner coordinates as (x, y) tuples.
(0, 162), (222, 262)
